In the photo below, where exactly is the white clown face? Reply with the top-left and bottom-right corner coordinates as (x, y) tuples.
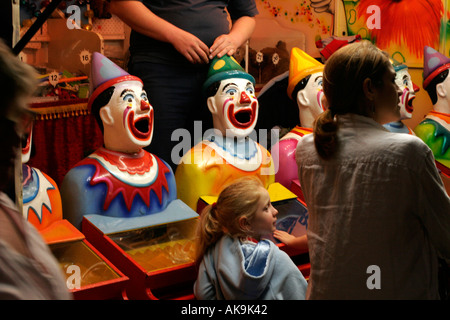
(395, 68), (418, 120)
(296, 71), (325, 119)
(100, 81), (153, 152)
(207, 78), (258, 138)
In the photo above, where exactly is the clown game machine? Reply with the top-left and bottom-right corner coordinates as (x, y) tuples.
(16, 1), (202, 299)
(57, 50), (202, 300)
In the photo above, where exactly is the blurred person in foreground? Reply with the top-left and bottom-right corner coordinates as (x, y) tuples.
(0, 41), (71, 299)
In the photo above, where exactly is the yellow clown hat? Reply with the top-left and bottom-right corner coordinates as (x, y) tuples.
(287, 48), (324, 100)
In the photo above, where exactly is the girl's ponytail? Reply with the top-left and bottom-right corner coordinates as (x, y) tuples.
(195, 203), (224, 263)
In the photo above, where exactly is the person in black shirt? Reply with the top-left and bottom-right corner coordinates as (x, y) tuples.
(109, 0), (258, 171)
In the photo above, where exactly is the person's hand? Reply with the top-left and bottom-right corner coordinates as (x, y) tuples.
(273, 230), (297, 246)
(209, 34), (240, 59)
(171, 29), (210, 64)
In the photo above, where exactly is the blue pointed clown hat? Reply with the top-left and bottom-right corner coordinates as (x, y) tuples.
(88, 52), (142, 111)
(423, 46), (450, 90)
(202, 55), (255, 94)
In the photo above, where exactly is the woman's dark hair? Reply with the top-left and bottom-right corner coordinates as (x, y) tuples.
(314, 40), (391, 159)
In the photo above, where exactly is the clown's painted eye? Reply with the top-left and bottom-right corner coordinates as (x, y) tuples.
(226, 88), (237, 96)
(314, 76), (323, 87)
(123, 93), (135, 103)
(141, 92), (148, 102)
(403, 78), (411, 87)
(246, 87), (254, 95)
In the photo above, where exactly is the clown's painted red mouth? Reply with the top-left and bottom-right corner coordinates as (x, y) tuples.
(228, 101), (257, 129)
(21, 123), (33, 156)
(404, 92), (415, 114)
(21, 132), (32, 156)
(128, 109), (153, 140)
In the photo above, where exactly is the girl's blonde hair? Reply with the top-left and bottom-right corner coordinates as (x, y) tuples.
(195, 176), (265, 262)
(314, 40), (391, 158)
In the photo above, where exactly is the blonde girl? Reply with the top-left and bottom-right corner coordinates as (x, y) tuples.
(194, 176), (307, 300)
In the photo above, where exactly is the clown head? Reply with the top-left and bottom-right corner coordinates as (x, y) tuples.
(392, 61), (419, 120)
(423, 46), (450, 114)
(287, 48), (325, 128)
(203, 56), (257, 138)
(88, 53), (153, 154)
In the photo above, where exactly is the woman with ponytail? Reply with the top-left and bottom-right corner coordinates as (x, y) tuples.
(193, 176), (307, 300)
(295, 40), (450, 299)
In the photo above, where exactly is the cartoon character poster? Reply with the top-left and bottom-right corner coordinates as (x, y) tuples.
(244, 0), (450, 86)
(337, 0), (449, 67)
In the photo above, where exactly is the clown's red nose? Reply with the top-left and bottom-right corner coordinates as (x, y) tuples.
(240, 91), (251, 104)
(141, 99), (150, 111)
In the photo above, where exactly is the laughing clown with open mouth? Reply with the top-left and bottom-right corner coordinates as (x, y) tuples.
(61, 52), (177, 230)
(175, 55), (275, 211)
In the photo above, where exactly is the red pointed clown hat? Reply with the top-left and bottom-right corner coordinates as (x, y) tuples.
(423, 46), (450, 90)
(88, 52), (142, 111)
